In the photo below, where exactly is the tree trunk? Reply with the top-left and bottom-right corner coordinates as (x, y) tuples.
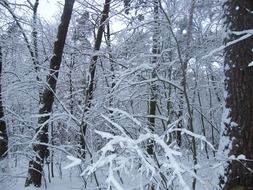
(220, 0), (253, 189)
(176, 0), (196, 147)
(146, 0), (160, 156)
(0, 45), (8, 158)
(25, 0), (75, 187)
(32, 0), (39, 79)
(79, 0), (111, 158)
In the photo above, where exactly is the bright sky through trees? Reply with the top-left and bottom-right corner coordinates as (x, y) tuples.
(39, 0), (62, 21)
(1, 0), (252, 189)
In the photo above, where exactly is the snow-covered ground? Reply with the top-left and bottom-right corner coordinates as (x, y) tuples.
(0, 151), (223, 190)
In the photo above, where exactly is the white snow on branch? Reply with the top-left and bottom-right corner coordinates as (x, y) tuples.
(168, 128), (215, 150)
(106, 161), (125, 190)
(106, 107), (142, 126)
(84, 129), (202, 190)
(63, 156), (81, 169)
(101, 114), (129, 136)
(232, 29), (253, 35)
(202, 33), (253, 59)
(248, 61), (253, 67)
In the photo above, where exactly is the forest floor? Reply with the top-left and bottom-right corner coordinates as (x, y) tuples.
(0, 153), (222, 190)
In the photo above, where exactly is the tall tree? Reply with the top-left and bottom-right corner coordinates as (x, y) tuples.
(30, 0), (40, 81)
(25, 0), (75, 187)
(147, 0), (160, 156)
(220, 0), (253, 189)
(79, 0), (111, 158)
(0, 43), (8, 158)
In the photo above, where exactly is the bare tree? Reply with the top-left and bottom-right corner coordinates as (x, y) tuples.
(147, 0), (160, 156)
(25, 0), (75, 187)
(0, 44), (8, 158)
(79, 0), (111, 158)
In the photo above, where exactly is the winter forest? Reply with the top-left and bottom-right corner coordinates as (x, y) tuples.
(0, 0), (252, 189)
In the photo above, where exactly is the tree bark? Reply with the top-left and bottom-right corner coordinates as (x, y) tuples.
(0, 45), (8, 158)
(25, 0), (75, 187)
(79, 0), (111, 158)
(32, 0), (40, 81)
(147, 0), (160, 156)
(221, 0), (253, 189)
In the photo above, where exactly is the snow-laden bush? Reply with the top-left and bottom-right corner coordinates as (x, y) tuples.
(65, 109), (214, 190)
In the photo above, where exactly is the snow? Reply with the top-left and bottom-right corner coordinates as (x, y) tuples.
(106, 163), (124, 190)
(228, 155), (235, 159)
(182, 29), (187, 35)
(59, 127), (219, 190)
(0, 149), (223, 190)
(229, 154), (246, 160)
(248, 61), (253, 67)
(230, 121), (238, 127)
(232, 29), (253, 35)
(0, 0), (242, 189)
(1, 159), (84, 190)
(106, 107), (142, 126)
(202, 33), (253, 59)
(63, 156), (81, 169)
(101, 114), (129, 136)
(237, 154), (246, 160)
(39, 103), (44, 109)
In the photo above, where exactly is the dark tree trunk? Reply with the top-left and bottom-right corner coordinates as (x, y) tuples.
(25, 0), (75, 187)
(32, 0), (40, 82)
(220, 1), (253, 189)
(79, 0), (111, 158)
(0, 45), (8, 158)
(147, 0), (160, 156)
